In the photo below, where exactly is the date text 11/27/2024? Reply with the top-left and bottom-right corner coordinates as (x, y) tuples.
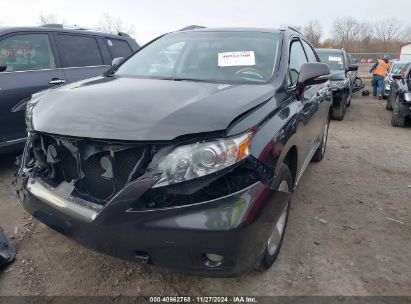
(149, 296), (258, 303)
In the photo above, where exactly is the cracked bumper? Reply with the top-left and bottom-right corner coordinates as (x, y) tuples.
(21, 177), (290, 277)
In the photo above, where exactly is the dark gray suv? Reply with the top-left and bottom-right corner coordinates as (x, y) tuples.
(0, 24), (139, 153)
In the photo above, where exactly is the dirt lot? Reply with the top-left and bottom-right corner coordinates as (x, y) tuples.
(0, 89), (410, 296)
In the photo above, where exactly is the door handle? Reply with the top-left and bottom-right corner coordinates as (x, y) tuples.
(49, 78), (65, 85)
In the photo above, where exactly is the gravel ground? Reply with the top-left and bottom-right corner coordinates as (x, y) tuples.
(0, 89), (410, 296)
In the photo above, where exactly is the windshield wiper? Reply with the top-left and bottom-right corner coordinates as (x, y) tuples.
(171, 77), (209, 82)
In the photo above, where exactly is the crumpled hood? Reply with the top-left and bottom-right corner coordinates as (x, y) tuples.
(32, 76), (274, 141)
(329, 70), (346, 81)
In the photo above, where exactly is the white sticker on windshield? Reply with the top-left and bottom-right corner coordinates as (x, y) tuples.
(218, 51), (256, 67)
(329, 56), (342, 62)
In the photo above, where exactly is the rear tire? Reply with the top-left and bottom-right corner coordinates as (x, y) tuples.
(386, 96), (393, 110)
(312, 117), (330, 162)
(391, 96), (406, 127)
(255, 164), (292, 271)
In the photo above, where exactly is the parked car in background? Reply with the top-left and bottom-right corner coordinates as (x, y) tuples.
(0, 24), (139, 153)
(15, 26), (332, 276)
(386, 62), (410, 110)
(389, 63), (411, 127)
(316, 48), (358, 120)
(383, 61), (407, 99)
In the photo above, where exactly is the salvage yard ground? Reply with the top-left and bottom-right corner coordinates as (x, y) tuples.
(0, 87), (410, 296)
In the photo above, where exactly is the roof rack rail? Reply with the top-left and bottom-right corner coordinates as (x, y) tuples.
(40, 24), (131, 37)
(118, 31), (131, 37)
(179, 25), (206, 31)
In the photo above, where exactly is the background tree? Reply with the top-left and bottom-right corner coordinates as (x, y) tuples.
(331, 17), (361, 51)
(302, 20), (323, 47)
(39, 12), (63, 25)
(99, 13), (135, 36)
(357, 22), (374, 53)
(374, 19), (403, 53)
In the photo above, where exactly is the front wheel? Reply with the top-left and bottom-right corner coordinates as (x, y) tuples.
(391, 96), (406, 127)
(386, 95), (393, 110)
(331, 92), (346, 120)
(256, 164), (292, 271)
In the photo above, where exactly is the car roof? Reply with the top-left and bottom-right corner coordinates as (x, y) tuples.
(0, 25), (131, 40)
(176, 27), (283, 34)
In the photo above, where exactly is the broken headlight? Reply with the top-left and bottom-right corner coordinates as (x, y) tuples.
(330, 80), (345, 91)
(25, 90), (50, 131)
(154, 132), (252, 188)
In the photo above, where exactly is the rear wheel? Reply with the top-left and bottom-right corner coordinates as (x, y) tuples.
(391, 96), (406, 127)
(312, 117), (330, 162)
(256, 164), (292, 271)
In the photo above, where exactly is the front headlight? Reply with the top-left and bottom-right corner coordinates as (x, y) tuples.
(404, 92), (411, 102)
(25, 90), (50, 131)
(331, 80), (345, 90)
(154, 132), (252, 188)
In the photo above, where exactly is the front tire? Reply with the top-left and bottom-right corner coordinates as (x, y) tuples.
(331, 91), (346, 120)
(386, 95), (393, 110)
(346, 87), (352, 107)
(256, 164), (292, 271)
(391, 96), (406, 127)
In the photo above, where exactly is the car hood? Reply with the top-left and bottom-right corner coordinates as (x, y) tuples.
(329, 70), (346, 81)
(32, 76), (275, 141)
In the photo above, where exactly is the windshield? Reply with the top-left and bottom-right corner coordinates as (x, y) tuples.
(390, 63), (406, 74)
(317, 52), (345, 71)
(115, 31), (282, 84)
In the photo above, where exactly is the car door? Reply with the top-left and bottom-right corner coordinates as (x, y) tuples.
(53, 33), (110, 83)
(287, 38), (320, 163)
(301, 40), (330, 143)
(0, 32), (66, 145)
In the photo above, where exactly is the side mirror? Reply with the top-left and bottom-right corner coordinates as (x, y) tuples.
(296, 63), (330, 100)
(0, 58), (7, 72)
(347, 64), (359, 71)
(111, 57), (124, 67)
(392, 74), (402, 80)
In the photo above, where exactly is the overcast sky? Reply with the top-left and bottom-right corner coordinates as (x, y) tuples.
(1, 0), (410, 44)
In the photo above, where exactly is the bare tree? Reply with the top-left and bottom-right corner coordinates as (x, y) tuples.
(358, 22), (374, 53)
(39, 12), (62, 25)
(302, 20), (323, 47)
(331, 17), (361, 51)
(99, 13), (135, 36)
(374, 19), (403, 52)
(401, 25), (411, 43)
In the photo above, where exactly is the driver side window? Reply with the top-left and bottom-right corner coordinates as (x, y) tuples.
(288, 39), (308, 87)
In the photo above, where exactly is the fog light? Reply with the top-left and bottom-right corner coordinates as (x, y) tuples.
(204, 253), (223, 268)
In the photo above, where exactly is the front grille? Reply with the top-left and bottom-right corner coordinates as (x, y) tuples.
(32, 134), (148, 204)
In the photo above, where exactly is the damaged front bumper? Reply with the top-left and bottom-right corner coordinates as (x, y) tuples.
(16, 133), (290, 276)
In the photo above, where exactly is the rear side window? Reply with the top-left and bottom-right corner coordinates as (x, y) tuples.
(301, 40), (318, 63)
(56, 34), (103, 67)
(105, 38), (132, 59)
(288, 39), (308, 86)
(0, 33), (55, 72)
